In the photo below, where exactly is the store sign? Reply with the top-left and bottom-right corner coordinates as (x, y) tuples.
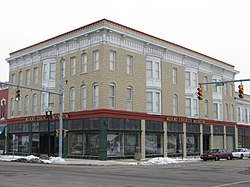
(25, 113), (69, 122)
(166, 116), (205, 124)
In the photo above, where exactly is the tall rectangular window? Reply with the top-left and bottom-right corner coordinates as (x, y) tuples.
(93, 50), (99, 71)
(60, 59), (65, 78)
(17, 100), (21, 116)
(231, 104), (234, 121)
(245, 109), (248, 123)
(127, 55), (133, 74)
(185, 98), (191, 116)
(193, 99), (198, 117)
(41, 93), (46, 114)
(18, 71), (23, 85)
(173, 68), (177, 84)
(32, 94), (37, 115)
(81, 53), (87, 73)
(93, 84), (99, 108)
(109, 83), (115, 108)
(204, 76), (208, 91)
(33, 67), (38, 84)
(127, 86), (133, 110)
(229, 84), (233, 97)
(110, 51), (116, 71)
(146, 61), (153, 78)
(155, 92), (160, 113)
(225, 103), (229, 121)
(11, 98), (14, 117)
(204, 100), (209, 118)
(69, 87), (75, 111)
(49, 63), (56, 79)
(81, 85), (87, 110)
(25, 69), (30, 85)
(173, 94), (178, 115)
(11, 73), (16, 84)
(48, 93), (54, 111)
(192, 72), (197, 87)
(42, 64), (47, 81)
(70, 57), (76, 76)
(213, 103), (219, 120)
(146, 92), (153, 112)
(25, 95), (29, 115)
(155, 62), (160, 79)
(185, 72), (191, 87)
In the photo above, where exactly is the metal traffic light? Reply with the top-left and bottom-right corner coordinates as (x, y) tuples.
(63, 129), (69, 137)
(238, 84), (244, 98)
(197, 86), (203, 100)
(54, 129), (59, 138)
(15, 89), (21, 102)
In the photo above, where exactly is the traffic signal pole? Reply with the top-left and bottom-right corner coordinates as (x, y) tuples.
(0, 57), (64, 158)
(198, 78), (250, 86)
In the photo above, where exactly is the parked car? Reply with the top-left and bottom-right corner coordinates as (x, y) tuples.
(232, 148), (250, 159)
(200, 148), (233, 161)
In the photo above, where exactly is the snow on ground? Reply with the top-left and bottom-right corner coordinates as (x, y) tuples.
(0, 155), (201, 165)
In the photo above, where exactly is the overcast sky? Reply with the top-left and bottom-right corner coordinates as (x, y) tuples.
(1, 0), (249, 93)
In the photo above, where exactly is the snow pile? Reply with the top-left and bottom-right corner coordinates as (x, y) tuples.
(140, 157), (178, 165)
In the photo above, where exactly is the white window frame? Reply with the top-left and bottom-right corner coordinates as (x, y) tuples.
(185, 71), (191, 87)
(110, 51), (116, 71)
(204, 100), (209, 118)
(127, 86), (133, 110)
(69, 87), (75, 111)
(80, 85), (87, 110)
(173, 94), (178, 115)
(185, 98), (191, 116)
(146, 61), (153, 78)
(70, 57), (76, 76)
(109, 83), (116, 108)
(146, 90), (161, 113)
(25, 95), (29, 115)
(18, 71), (23, 85)
(26, 69), (30, 85)
(127, 55), (133, 75)
(203, 76), (208, 91)
(93, 50), (99, 71)
(93, 83), (99, 109)
(49, 63), (56, 79)
(32, 94), (37, 115)
(173, 68), (177, 84)
(33, 67), (38, 84)
(81, 53), (87, 74)
(17, 100), (21, 116)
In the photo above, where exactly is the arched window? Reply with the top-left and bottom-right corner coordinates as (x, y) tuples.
(109, 83), (116, 108)
(32, 94), (37, 115)
(81, 84), (87, 110)
(25, 95), (29, 115)
(69, 87), (75, 111)
(93, 83), (99, 109)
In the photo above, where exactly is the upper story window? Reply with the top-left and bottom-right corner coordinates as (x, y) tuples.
(185, 72), (191, 87)
(25, 95), (29, 115)
(185, 70), (198, 88)
(225, 103), (229, 121)
(25, 69), (30, 85)
(93, 50), (99, 71)
(41, 93), (46, 114)
(127, 86), (133, 110)
(60, 59), (65, 78)
(213, 102), (223, 120)
(33, 67), (38, 84)
(146, 90), (161, 113)
(32, 94), (37, 115)
(17, 100), (21, 116)
(10, 98), (14, 117)
(229, 84), (233, 97)
(204, 100), (209, 118)
(212, 78), (222, 93)
(173, 68), (177, 84)
(127, 55), (133, 75)
(173, 94), (178, 115)
(48, 93), (54, 111)
(231, 104), (234, 121)
(81, 53), (87, 74)
(109, 83), (116, 108)
(80, 85), (87, 110)
(203, 76), (208, 91)
(70, 57), (76, 76)
(110, 51), (116, 71)
(49, 63), (56, 79)
(11, 73), (16, 84)
(1, 99), (6, 119)
(18, 71), (23, 85)
(93, 83), (99, 109)
(42, 64), (47, 81)
(69, 87), (75, 111)
(185, 98), (191, 116)
(146, 60), (161, 80)
(185, 98), (199, 117)
(192, 72), (198, 87)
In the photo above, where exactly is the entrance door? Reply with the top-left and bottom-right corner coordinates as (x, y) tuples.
(40, 134), (55, 155)
(203, 134), (210, 152)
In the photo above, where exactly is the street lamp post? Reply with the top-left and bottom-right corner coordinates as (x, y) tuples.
(45, 109), (52, 158)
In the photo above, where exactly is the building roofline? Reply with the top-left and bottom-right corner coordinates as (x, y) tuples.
(9, 18), (234, 68)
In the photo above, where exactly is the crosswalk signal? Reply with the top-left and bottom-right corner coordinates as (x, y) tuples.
(238, 84), (244, 98)
(197, 86), (203, 100)
(54, 129), (59, 138)
(15, 89), (21, 102)
(63, 129), (68, 137)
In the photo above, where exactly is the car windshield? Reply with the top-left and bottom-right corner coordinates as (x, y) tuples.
(208, 149), (219, 153)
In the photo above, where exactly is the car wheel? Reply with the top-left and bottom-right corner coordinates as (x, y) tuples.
(240, 154), (244, 159)
(227, 155), (232, 160)
(215, 156), (219, 161)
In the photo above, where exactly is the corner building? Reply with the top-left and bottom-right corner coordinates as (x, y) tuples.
(6, 19), (239, 160)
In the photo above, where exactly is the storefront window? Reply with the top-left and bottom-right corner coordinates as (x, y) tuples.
(69, 133), (84, 155)
(32, 134), (39, 154)
(107, 133), (123, 156)
(186, 134), (200, 156)
(167, 134), (183, 157)
(86, 134), (99, 156)
(145, 133), (163, 155)
(124, 133), (140, 155)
